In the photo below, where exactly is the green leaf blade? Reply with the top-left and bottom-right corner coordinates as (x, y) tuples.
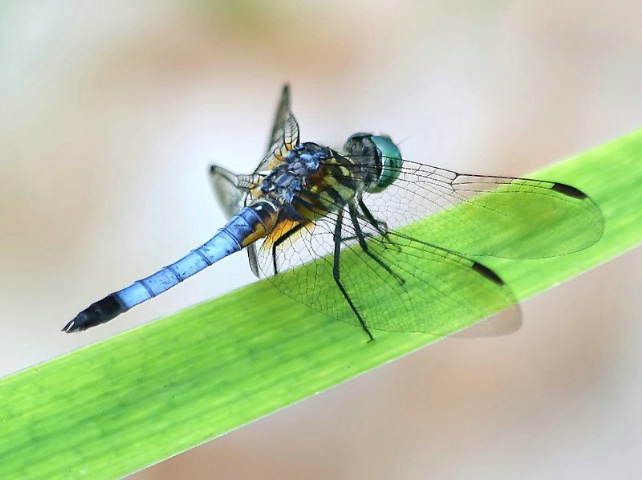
(1, 129), (641, 479)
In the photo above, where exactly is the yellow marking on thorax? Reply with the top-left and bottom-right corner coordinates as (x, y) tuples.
(250, 185), (264, 199)
(307, 160), (358, 210)
(265, 143), (296, 170)
(263, 217), (311, 249)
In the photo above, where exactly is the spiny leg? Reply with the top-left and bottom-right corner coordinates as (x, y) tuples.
(348, 203), (405, 285)
(333, 209), (375, 341)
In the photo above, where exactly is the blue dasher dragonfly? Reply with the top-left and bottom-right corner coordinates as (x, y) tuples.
(64, 85), (604, 340)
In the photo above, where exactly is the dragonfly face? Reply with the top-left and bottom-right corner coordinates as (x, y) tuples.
(64, 85), (604, 341)
(344, 133), (403, 193)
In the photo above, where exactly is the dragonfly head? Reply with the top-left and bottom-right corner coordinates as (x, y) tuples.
(344, 133), (403, 193)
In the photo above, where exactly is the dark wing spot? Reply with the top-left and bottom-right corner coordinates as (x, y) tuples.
(551, 182), (587, 200)
(471, 262), (505, 286)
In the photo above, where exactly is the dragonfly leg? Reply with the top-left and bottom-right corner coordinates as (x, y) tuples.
(357, 198), (402, 253)
(348, 203), (405, 285)
(333, 209), (375, 342)
(341, 232), (376, 243)
(271, 221), (308, 275)
(358, 198), (389, 234)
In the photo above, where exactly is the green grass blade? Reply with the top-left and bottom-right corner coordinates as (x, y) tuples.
(1, 129), (641, 479)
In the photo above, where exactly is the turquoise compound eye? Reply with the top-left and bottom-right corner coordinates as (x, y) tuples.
(368, 135), (403, 192)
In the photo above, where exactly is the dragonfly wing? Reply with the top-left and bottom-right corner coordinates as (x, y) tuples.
(255, 207), (520, 336)
(265, 84), (292, 154)
(351, 159), (605, 259)
(209, 165), (260, 277)
(209, 165), (249, 218)
(247, 244), (260, 277)
(254, 84), (301, 173)
(211, 85), (301, 276)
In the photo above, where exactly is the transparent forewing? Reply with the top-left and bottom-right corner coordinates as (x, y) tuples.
(265, 84), (292, 154)
(208, 165), (261, 276)
(343, 157), (604, 259)
(254, 85), (301, 173)
(255, 206), (520, 335)
(209, 165), (252, 218)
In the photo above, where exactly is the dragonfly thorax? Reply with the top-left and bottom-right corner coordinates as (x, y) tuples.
(258, 142), (332, 205)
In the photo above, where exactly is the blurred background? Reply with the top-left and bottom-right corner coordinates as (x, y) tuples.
(1, 1), (641, 478)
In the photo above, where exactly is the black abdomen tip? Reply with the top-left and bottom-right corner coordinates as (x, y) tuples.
(63, 294), (127, 333)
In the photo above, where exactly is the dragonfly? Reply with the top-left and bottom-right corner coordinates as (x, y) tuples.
(64, 85), (604, 340)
